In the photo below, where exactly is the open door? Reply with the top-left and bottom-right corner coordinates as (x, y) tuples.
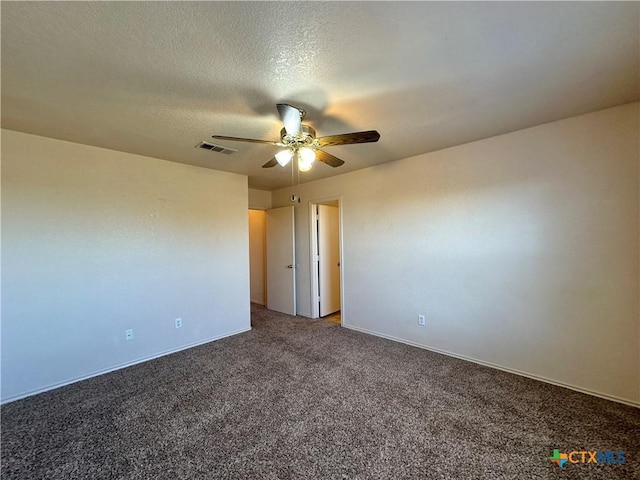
(266, 206), (296, 315)
(318, 205), (341, 317)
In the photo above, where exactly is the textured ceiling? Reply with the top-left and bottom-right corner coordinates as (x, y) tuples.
(2, 2), (638, 190)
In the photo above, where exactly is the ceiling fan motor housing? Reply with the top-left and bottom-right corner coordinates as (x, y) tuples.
(280, 125), (317, 147)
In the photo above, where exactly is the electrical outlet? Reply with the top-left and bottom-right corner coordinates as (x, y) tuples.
(418, 315), (426, 326)
(125, 329), (134, 340)
(175, 318), (182, 329)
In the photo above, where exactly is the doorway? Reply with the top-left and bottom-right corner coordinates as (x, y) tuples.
(309, 198), (343, 322)
(249, 206), (297, 316)
(248, 209), (266, 305)
(265, 206), (296, 315)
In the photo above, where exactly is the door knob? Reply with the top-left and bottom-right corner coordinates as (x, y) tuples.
(287, 265), (295, 269)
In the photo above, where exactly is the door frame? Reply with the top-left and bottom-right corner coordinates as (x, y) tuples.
(308, 196), (344, 321)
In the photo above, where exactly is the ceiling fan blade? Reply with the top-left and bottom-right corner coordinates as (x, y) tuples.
(212, 135), (278, 145)
(315, 149), (345, 168)
(316, 130), (380, 147)
(262, 157), (278, 168)
(277, 103), (303, 137)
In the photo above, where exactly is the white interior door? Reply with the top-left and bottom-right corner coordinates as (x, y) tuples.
(266, 206), (296, 315)
(318, 205), (341, 316)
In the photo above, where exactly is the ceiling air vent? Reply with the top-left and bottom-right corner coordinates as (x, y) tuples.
(196, 141), (237, 154)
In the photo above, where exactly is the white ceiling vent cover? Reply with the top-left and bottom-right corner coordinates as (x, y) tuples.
(196, 141), (237, 154)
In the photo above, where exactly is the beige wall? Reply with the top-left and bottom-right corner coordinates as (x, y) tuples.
(248, 210), (266, 305)
(272, 103), (640, 405)
(248, 188), (272, 210)
(1, 130), (251, 403)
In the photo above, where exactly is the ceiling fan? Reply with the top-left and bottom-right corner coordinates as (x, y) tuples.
(212, 104), (380, 171)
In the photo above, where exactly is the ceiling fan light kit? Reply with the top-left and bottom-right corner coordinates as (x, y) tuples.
(297, 147), (316, 171)
(212, 103), (380, 172)
(275, 149), (293, 167)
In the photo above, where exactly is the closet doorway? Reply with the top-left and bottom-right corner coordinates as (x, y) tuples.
(309, 198), (343, 322)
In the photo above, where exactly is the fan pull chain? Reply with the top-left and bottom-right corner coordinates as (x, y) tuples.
(290, 157), (300, 204)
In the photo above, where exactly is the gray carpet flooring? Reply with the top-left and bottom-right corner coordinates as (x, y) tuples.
(2, 304), (639, 479)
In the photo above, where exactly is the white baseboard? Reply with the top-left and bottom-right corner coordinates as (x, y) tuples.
(1, 326), (252, 405)
(343, 323), (639, 409)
